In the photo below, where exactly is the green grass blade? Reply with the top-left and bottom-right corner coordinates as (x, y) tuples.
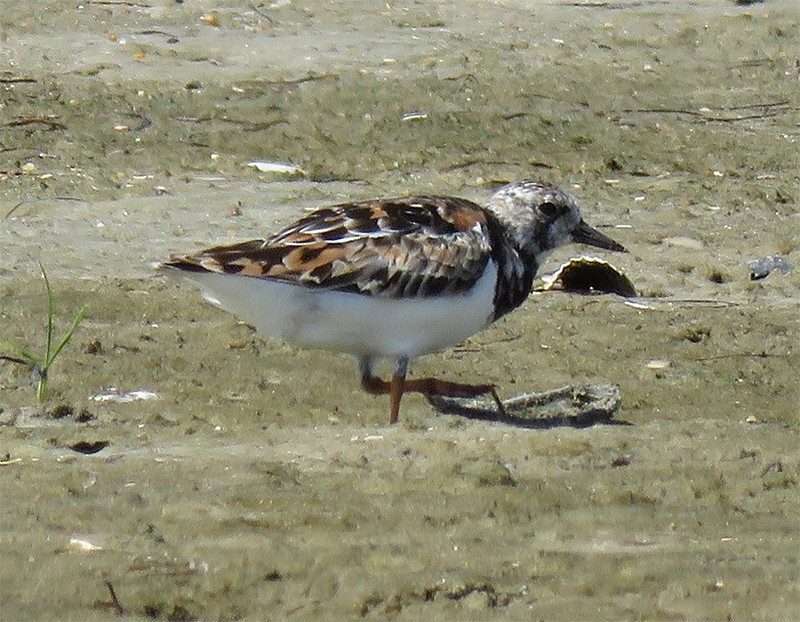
(45, 306), (85, 369)
(37, 373), (47, 404)
(39, 261), (55, 365)
(4, 263), (83, 404)
(17, 347), (37, 363)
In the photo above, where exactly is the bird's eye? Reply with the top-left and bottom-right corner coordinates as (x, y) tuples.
(539, 202), (560, 219)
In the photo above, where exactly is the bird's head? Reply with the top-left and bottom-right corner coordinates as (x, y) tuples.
(485, 180), (626, 261)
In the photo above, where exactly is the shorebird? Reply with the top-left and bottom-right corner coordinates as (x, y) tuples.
(164, 180), (626, 423)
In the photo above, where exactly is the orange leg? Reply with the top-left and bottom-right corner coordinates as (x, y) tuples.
(360, 357), (409, 424)
(359, 357), (506, 424)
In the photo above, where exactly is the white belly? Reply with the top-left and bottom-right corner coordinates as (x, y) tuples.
(171, 262), (498, 359)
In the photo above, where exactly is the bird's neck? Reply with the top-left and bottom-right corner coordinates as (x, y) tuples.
(484, 213), (541, 321)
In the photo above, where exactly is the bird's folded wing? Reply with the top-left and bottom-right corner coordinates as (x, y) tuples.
(166, 196), (493, 299)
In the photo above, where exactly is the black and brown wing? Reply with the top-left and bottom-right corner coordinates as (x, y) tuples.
(165, 196), (493, 299)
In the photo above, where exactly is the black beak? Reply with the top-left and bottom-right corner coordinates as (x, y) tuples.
(572, 221), (627, 252)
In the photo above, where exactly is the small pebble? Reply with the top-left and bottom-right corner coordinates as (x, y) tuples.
(663, 236), (703, 249)
(69, 537), (103, 552)
(247, 161), (305, 175)
(746, 255), (792, 280)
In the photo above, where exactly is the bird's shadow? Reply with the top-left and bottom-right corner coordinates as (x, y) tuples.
(426, 383), (632, 429)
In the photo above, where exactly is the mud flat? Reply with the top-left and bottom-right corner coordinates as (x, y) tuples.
(1, 1), (798, 620)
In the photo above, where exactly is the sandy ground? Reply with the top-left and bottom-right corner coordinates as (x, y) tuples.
(1, 1), (798, 620)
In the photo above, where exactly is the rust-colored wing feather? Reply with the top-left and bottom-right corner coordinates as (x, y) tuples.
(166, 196), (493, 299)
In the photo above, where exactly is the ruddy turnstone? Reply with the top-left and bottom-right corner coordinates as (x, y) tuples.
(164, 180), (626, 424)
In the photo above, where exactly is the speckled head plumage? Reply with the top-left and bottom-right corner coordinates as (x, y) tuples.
(485, 180), (626, 260)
